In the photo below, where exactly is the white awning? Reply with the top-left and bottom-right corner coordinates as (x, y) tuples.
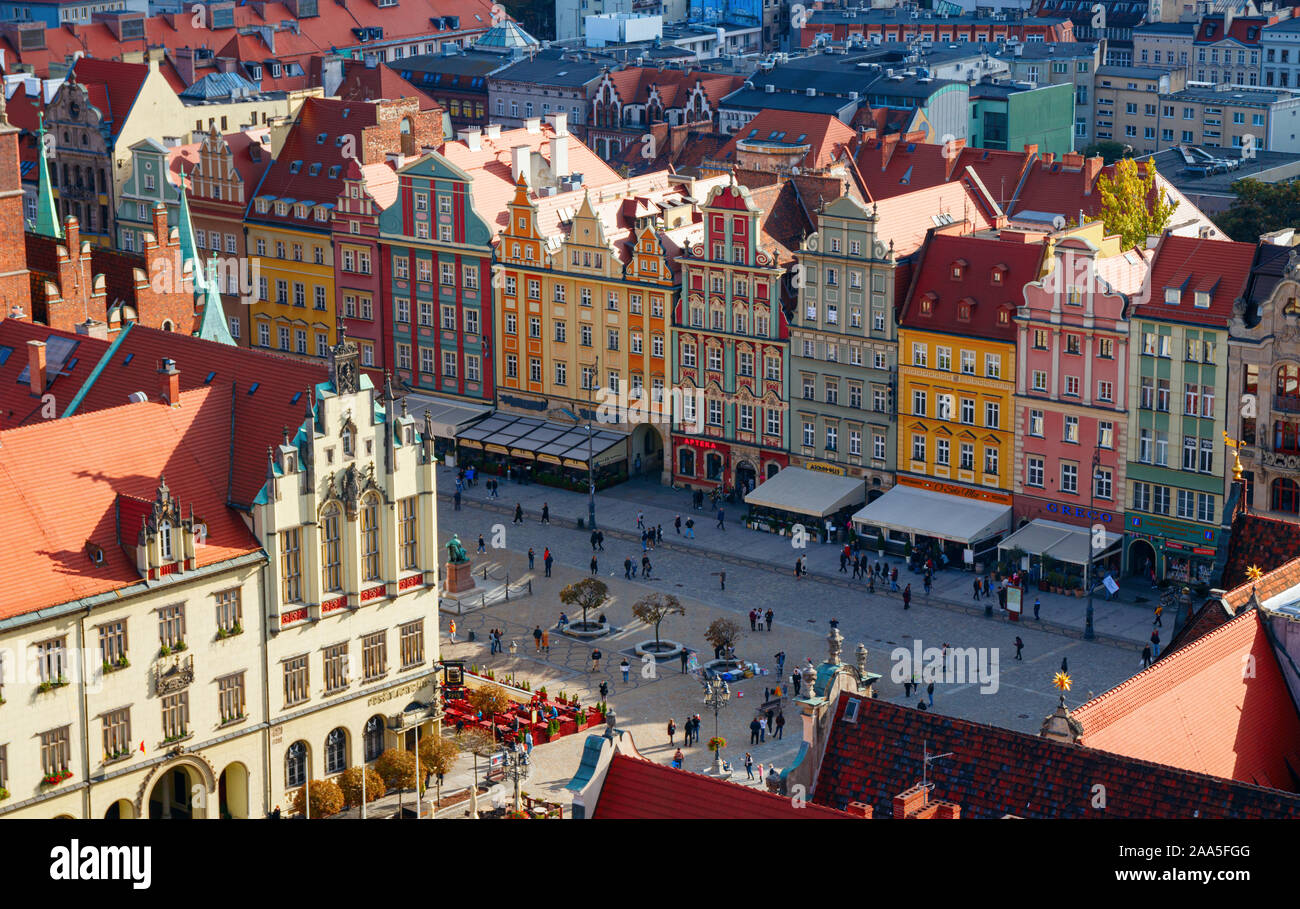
(744, 467), (865, 518)
(404, 393), (494, 440)
(999, 518), (1122, 567)
(851, 484), (1010, 544)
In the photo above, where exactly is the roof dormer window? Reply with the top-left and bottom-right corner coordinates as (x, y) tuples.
(957, 299), (972, 321)
(1194, 290), (1211, 308)
(991, 265), (1006, 284)
(1164, 287), (1180, 305)
(951, 258), (968, 280)
(160, 519), (173, 560)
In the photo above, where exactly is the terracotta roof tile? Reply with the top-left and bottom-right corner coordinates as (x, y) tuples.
(900, 230), (1044, 338)
(1221, 511), (1300, 591)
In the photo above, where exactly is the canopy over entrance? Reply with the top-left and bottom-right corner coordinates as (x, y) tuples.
(458, 412), (628, 464)
(998, 518), (1122, 566)
(851, 484), (1010, 544)
(744, 467), (865, 518)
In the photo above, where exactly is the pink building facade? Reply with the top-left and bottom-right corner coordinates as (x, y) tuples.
(1012, 233), (1147, 540)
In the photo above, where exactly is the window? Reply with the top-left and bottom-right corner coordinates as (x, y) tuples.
(1177, 488), (1196, 519)
(1061, 462), (1078, 494)
(1027, 456), (1044, 487)
(361, 496), (381, 582)
(1152, 484), (1170, 515)
(161, 691), (189, 740)
(984, 447), (999, 477)
(960, 443), (974, 472)
(321, 504), (342, 592)
(824, 423), (836, 451)
(985, 354), (1001, 379)
(961, 351), (975, 375)
(1029, 409), (1044, 437)
(985, 401), (999, 429)
(158, 604), (185, 649)
(913, 390), (927, 417)
(281, 527), (302, 603)
(400, 620), (425, 669)
(399, 497), (418, 571)
(1098, 421), (1114, 450)
(911, 434), (926, 462)
(936, 346), (952, 371)
(40, 727), (71, 778)
(1157, 379), (1170, 412)
(216, 589), (242, 634)
(935, 437), (950, 466)
(324, 643), (349, 694)
(217, 672), (245, 725)
(874, 434), (886, 461)
(98, 620), (127, 666)
(1200, 439), (1214, 474)
(1063, 415), (1078, 443)
(961, 398), (975, 425)
(1093, 467), (1112, 500)
(1097, 380), (1113, 402)
(102, 707), (130, 758)
(912, 342), (927, 367)
(284, 655), (310, 706)
(363, 631), (388, 681)
(1197, 493), (1215, 523)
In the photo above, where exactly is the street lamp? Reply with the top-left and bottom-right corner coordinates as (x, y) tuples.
(501, 743), (530, 813)
(701, 675), (730, 775)
(1085, 446), (1103, 641)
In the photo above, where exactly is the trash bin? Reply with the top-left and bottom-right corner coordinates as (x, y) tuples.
(577, 517), (586, 530)
(467, 630), (476, 642)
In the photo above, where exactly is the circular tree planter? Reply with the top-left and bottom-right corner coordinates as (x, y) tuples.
(634, 639), (684, 660)
(701, 658), (756, 682)
(559, 620), (610, 640)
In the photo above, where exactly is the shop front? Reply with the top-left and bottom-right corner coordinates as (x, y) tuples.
(851, 476), (1012, 571)
(997, 518), (1122, 593)
(456, 413), (630, 490)
(1013, 492), (1120, 530)
(743, 466), (866, 543)
(1122, 512), (1222, 585)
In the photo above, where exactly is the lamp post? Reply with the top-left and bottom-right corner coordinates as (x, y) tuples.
(1085, 446), (1103, 641)
(701, 675), (730, 775)
(586, 354), (599, 530)
(502, 743), (529, 813)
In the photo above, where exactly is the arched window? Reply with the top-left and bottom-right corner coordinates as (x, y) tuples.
(361, 495), (381, 581)
(161, 320), (173, 332)
(159, 520), (173, 560)
(706, 452), (723, 481)
(678, 447), (696, 477)
(1273, 479), (1300, 514)
(342, 426), (354, 457)
(286, 741), (307, 788)
(364, 716), (385, 762)
(321, 503), (342, 592)
(1275, 420), (1300, 455)
(1277, 364), (1300, 404)
(325, 728), (347, 775)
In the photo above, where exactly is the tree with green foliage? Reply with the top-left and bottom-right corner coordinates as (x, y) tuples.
(1215, 179), (1300, 242)
(1096, 158), (1176, 249)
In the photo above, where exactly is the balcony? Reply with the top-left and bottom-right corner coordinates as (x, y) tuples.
(1275, 393), (1300, 414)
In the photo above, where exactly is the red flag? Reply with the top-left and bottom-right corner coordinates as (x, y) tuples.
(139, 741), (146, 754)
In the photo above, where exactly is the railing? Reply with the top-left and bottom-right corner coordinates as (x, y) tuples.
(1274, 393), (1300, 414)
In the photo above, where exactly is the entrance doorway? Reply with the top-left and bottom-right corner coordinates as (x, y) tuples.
(104, 799), (134, 819)
(735, 461), (756, 494)
(218, 763), (250, 819)
(148, 764), (204, 819)
(1128, 539), (1157, 578)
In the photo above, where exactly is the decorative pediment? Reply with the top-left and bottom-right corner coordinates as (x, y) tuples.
(155, 652), (194, 696)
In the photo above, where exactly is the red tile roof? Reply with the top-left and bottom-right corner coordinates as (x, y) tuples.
(1220, 510), (1300, 591)
(715, 109), (857, 172)
(899, 230), (1044, 338)
(0, 319), (109, 430)
(1073, 609), (1300, 789)
(812, 693), (1300, 818)
(0, 386), (263, 620)
(1136, 234), (1255, 328)
(592, 753), (851, 819)
(853, 133), (1032, 207)
(68, 57), (151, 140)
(1195, 15), (1271, 45)
(335, 60), (440, 111)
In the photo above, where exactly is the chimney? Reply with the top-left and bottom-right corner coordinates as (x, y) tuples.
(1083, 154), (1103, 188)
(75, 319), (109, 340)
(511, 144), (532, 186)
(893, 783), (930, 819)
(548, 111), (568, 136)
(27, 340), (46, 397)
(525, 116), (541, 134)
(485, 123), (502, 139)
(158, 358), (180, 405)
(549, 130), (569, 181)
(845, 801), (874, 818)
(63, 216), (81, 259)
(464, 125), (483, 152)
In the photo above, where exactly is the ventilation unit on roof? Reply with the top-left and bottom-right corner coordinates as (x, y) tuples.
(128, 391), (148, 404)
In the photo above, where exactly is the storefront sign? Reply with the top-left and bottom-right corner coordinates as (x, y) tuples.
(1043, 502), (1113, 521)
(683, 438), (722, 451)
(1126, 514), (1219, 545)
(898, 473), (1012, 505)
(806, 461), (846, 476)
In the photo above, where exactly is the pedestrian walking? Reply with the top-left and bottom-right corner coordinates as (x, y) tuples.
(540, 503), (550, 524)
(528, 547), (535, 570)
(775, 651), (786, 674)
(637, 511), (645, 530)
(541, 629), (550, 655)
(513, 503), (523, 525)
(1033, 597), (1041, 619)
(839, 549), (849, 573)
(641, 555), (652, 578)
(1154, 604), (1163, 627)
(775, 712), (785, 740)
(544, 548), (553, 578)
(749, 718), (762, 745)
(851, 556), (861, 580)
(891, 567), (899, 591)
(1151, 628), (1161, 659)
(1014, 636), (1024, 660)
(590, 555), (599, 576)
(477, 534), (486, 554)
(448, 619), (457, 644)
(685, 517), (695, 539)
(599, 681), (609, 700)
(765, 609), (774, 631)
(591, 530), (599, 551)
(926, 681), (934, 707)
(716, 507), (725, 530)
(1141, 644), (1152, 668)
(973, 578), (981, 601)
(668, 718), (676, 746)
(923, 573), (932, 595)
(675, 514), (682, 534)
(533, 625), (543, 652)
(597, 531), (604, 551)
(749, 610), (758, 632)
(903, 583), (912, 610)
(624, 557), (633, 579)
(745, 752), (755, 780)
(453, 490), (461, 510)
(680, 649), (689, 673)
(620, 658), (631, 683)
(868, 571), (876, 594)
(657, 524), (664, 544)
(590, 648), (603, 672)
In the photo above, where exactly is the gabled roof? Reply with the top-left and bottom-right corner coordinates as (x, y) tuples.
(715, 109), (856, 172)
(900, 230), (1043, 337)
(1195, 15), (1271, 46)
(592, 753), (851, 819)
(812, 693), (1300, 818)
(1137, 234), (1255, 328)
(335, 59), (440, 111)
(0, 386), (263, 621)
(0, 320), (109, 430)
(67, 57), (151, 140)
(1073, 609), (1300, 790)
(1220, 510), (1300, 591)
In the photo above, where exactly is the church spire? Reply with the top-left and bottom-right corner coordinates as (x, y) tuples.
(176, 178), (203, 289)
(194, 253), (236, 346)
(33, 114), (62, 240)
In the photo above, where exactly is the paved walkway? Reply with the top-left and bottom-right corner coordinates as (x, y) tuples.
(441, 466), (1169, 649)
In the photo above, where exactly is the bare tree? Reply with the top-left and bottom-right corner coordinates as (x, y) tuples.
(704, 618), (743, 662)
(559, 577), (610, 628)
(631, 593), (685, 651)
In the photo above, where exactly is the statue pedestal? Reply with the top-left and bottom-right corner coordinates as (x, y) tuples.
(444, 560), (477, 594)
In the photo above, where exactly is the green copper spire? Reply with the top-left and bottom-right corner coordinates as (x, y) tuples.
(194, 254), (235, 346)
(175, 180), (203, 288)
(33, 114), (62, 240)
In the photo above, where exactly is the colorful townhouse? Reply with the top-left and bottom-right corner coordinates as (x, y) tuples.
(789, 195), (900, 497)
(857, 228), (1043, 567)
(375, 148), (495, 402)
(671, 178), (793, 494)
(245, 95), (442, 362)
(1012, 223), (1150, 575)
(1123, 234), (1257, 585)
(332, 159), (395, 379)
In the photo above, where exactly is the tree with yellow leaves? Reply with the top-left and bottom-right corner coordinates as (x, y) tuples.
(1096, 158), (1176, 249)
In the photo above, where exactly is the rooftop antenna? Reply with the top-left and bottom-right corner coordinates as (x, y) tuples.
(920, 739), (953, 792)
